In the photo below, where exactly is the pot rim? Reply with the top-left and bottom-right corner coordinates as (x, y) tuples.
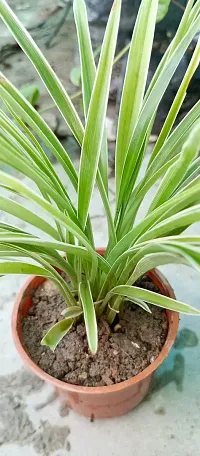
(12, 267), (179, 395)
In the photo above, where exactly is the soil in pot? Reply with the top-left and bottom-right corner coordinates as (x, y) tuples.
(22, 276), (168, 387)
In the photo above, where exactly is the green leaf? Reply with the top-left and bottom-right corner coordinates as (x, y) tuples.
(0, 133), (79, 226)
(138, 205), (200, 244)
(149, 235), (200, 245)
(77, 0), (121, 228)
(0, 109), (67, 198)
(145, 0), (196, 101)
(143, 176), (200, 232)
(107, 181), (200, 265)
(0, 0), (84, 144)
(74, 0), (116, 244)
(73, 0), (96, 116)
(0, 239), (77, 287)
(3, 242), (77, 305)
(130, 252), (182, 283)
(74, 0), (115, 246)
(0, 232), (109, 274)
(117, 241), (182, 285)
(73, 0), (109, 196)
(0, 171), (83, 241)
(115, 0), (159, 198)
(189, 0), (200, 26)
(20, 84), (40, 106)
(116, 13), (200, 217)
(108, 285), (200, 315)
(118, 154), (179, 237)
(125, 297), (152, 313)
(0, 171), (98, 281)
(174, 157), (200, 194)
(148, 122), (200, 212)
(0, 250), (75, 303)
(41, 319), (73, 351)
(96, 171), (117, 247)
(0, 195), (59, 240)
(0, 111), (68, 202)
(108, 235), (200, 288)
(0, 0), (199, 335)
(79, 280), (98, 354)
(149, 36), (200, 164)
(0, 75), (78, 189)
(70, 67), (81, 87)
(61, 306), (83, 318)
(147, 99), (200, 176)
(0, 233), (90, 258)
(0, 261), (52, 277)
(0, 222), (29, 234)
(157, 0), (171, 23)
(160, 242), (200, 275)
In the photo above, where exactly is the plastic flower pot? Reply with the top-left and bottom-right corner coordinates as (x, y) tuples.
(12, 248), (179, 418)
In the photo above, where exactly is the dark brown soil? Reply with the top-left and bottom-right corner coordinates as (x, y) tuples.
(22, 276), (168, 387)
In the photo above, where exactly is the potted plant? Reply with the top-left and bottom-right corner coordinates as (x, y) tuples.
(0, 0), (200, 418)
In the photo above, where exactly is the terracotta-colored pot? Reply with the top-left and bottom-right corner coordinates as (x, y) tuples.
(12, 248), (179, 418)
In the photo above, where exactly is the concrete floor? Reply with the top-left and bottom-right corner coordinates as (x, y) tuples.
(0, 155), (200, 456)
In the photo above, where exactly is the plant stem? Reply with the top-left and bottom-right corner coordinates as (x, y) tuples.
(113, 41), (131, 64)
(46, 2), (72, 49)
(38, 89), (82, 114)
(172, 0), (185, 11)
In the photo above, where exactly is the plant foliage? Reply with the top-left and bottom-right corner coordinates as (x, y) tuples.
(0, 0), (200, 353)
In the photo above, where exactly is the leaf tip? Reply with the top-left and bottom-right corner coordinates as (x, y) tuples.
(41, 336), (47, 347)
(41, 336), (56, 352)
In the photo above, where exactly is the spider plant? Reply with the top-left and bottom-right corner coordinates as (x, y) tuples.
(0, 0), (200, 355)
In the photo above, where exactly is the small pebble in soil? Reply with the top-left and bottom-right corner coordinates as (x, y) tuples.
(131, 342), (140, 349)
(150, 356), (156, 363)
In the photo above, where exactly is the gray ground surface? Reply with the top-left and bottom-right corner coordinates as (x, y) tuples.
(0, 0), (81, 119)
